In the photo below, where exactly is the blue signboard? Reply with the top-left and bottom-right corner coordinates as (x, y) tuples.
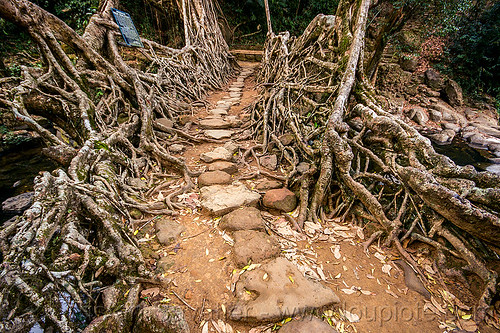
(111, 8), (144, 48)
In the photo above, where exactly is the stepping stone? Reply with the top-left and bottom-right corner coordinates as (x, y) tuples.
(210, 108), (228, 116)
(200, 185), (260, 216)
(220, 207), (265, 232)
(232, 83), (244, 88)
(198, 170), (232, 187)
(263, 188), (297, 212)
(155, 218), (186, 245)
(232, 230), (280, 267)
(229, 87), (242, 92)
(208, 161), (238, 174)
(199, 118), (231, 129)
(279, 316), (338, 333)
(229, 257), (341, 322)
(204, 129), (234, 139)
(230, 92), (242, 98)
(226, 97), (240, 104)
(225, 115), (242, 127)
(223, 141), (239, 155)
(169, 144), (185, 153)
(236, 78), (245, 83)
(155, 118), (174, 129)
(200, 147), (232, 163)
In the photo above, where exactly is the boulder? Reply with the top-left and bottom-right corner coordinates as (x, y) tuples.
(2, 192), (34, 214)
(200, 185), (260, 216)
(207, 161), (238, 174)
(259, 155), (278, 170)
(279, 133), (294, 146)
(200, 147), (232, 163)
(444, 79), (463, 107)
(232, 230), (280, 267)
(198, 171), (232, 187)
(133, 305), (189, 333)
(220, 207), (265, 232)
(399, 57), (418, 72)
(410, 107), (428, 125)
(263, 188), (297, 212)
(428, 109), (442, 122)
(169, 144), (185, 153)
(83, 312), (131, 333)
(102, 286), (121, 313)
(279, 317), (338, 333)
(155, 219), (186, 246)
(424, 68), (444, 90)
(229, 257), (341, 322)
(427, 130), (455, 145)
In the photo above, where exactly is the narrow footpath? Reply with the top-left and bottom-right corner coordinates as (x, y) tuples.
(133, 62), (470, 333)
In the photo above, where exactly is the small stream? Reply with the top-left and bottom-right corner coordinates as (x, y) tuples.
(0, 144), (57, 222)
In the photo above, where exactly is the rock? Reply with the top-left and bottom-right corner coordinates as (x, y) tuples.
(133, 305), (189, 333)
(204, 129), (234, 139)
(207, 161), (238, 174)
(210, 108), (228, 116)
(444, 79), (463, 107)
(2, 215), (18, 228)
(157, 256), (175, 273)
(442, 122), (461, 133)
(178, 115), (193, 126)
(424, 68), (444, 90)
(220, 207), (264, 232)
(409, 107), (428, 125)
(399, 57), (418, 72)
(394, 259), (431, 299)
(256, 179), (282, 191)
(199, 118), (231, 129)
(296, 162), (310, 174)
(200, 147), (232, 163)
(102, 286), (121, 313)
(223, 141), (239, 155)
(198, 171), (232, 187)
(2, 192), (34, 214)
(225, 115), (242, 127)
(229, 257), (341, 322)
(156, 118), (174, 129)
(427, 130), (455, 145)
(230, 92), (242, 98)
(155, 219), (186, 245)
(279, 133), (294, 146)
(279, 317), (338, 333)
(129, 208), (143, 220)
(169, 144), (185, 153)
(200, 185), (260, 216)
(232, 230), (280, 267)
(263, 188), (297, 212)
(428, 109), (442, 122)
(259, 155), (277, 170)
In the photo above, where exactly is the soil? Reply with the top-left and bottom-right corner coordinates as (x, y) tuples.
(131, 61), (482, 333)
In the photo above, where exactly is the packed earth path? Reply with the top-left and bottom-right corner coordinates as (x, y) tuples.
(119, 61), (470, 333)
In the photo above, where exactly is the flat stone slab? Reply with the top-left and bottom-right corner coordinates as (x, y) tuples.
(208, 161), (238, 174)
(200, 185), (260, 216)
(198, 170), (232, 187)
(229, 87), (242, 92)
(2, 192), (34, 214)
(199, 118), (231, 129)
(229, 257), (341, 322)
(205, 129), (234, 139)
(233, 230), (280, 267)
(220, 207), (265, 232)
(210, 108), (228, 116)
(230, 92), (242, 98)
(200, 147), (232, 162)
(225, 97), (240, 104)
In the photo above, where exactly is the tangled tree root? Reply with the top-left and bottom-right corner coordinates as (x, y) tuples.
(253, 0), (500, 322)
(0, 0), (235, 331)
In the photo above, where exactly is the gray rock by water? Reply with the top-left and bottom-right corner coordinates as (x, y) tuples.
(2, 192), (34, 214)
(208, 161), (238, 174)
(232, 230), (280, 267)
(220, 207), (264, 232)
(200, 185), (260, 216)
(133, 305), (189, 333)
(229, 257), (341, 322)
(445, 79), (463, 107)
(198, 171), (232, 187)
(155, 219), (186, 245)
(279, 317), (338, 333)
(263, 188), (297, 212)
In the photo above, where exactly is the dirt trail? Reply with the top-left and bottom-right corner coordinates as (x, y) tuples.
(135, 62), (451, 333)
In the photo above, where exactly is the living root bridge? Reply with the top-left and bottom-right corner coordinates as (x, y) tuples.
(0, 0), (234, 331)
(253, 0), (500, 322)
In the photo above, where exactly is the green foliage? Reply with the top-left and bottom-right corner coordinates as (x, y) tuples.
(32, 0), (99, 32)
(447, 3), (500, 101)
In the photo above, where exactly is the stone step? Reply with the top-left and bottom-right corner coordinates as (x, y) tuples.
(199, 118), (231, 129)
(199, 184), (261, 216)
(204, 129), (234, 139)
